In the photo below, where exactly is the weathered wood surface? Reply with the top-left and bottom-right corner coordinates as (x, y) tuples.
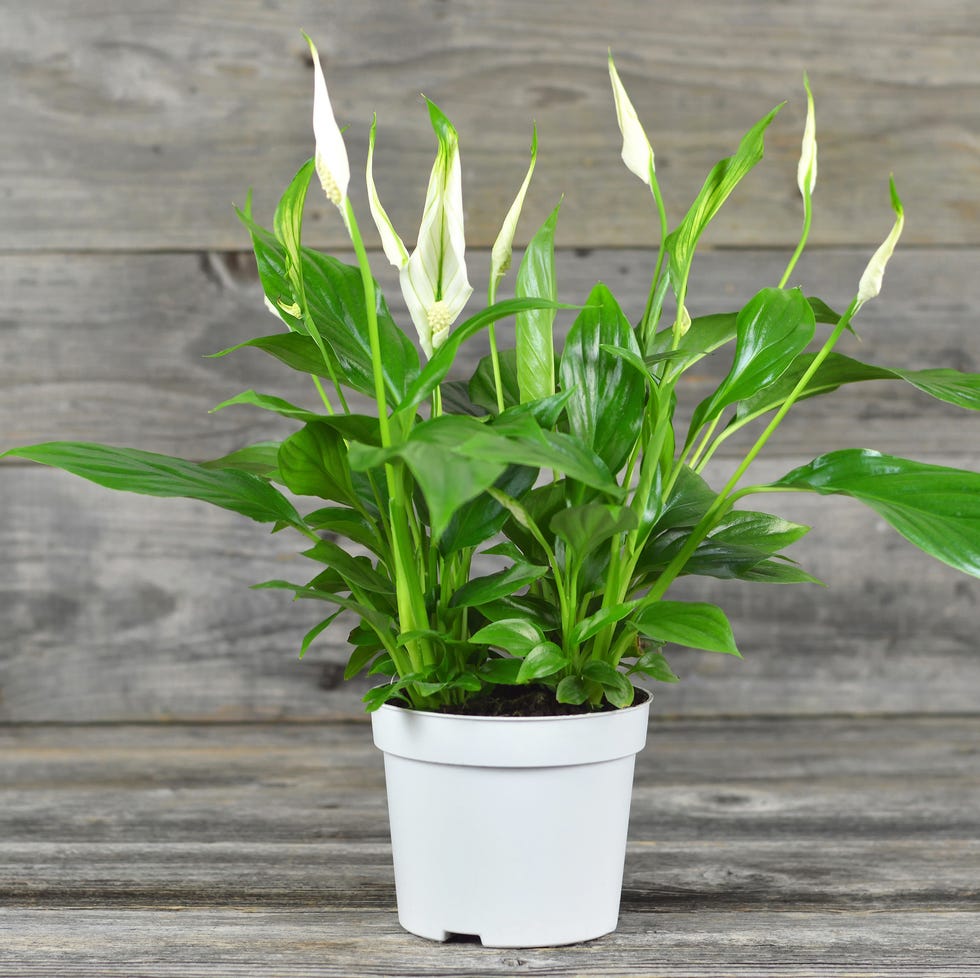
(3, 453), (979, 723)
(3, 0), (978, 251)
(1, 247), (977, 457)
(2, 718), (978, 975)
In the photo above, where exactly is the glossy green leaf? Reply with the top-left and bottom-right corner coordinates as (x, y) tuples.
(208, 332), (328, 375)
(475, 594), (561, 632)
(516, 642), (570, 683)
(630, 650), (679, 683)
(633, 601), (741, 655)
(559, 283), (646, 473)
(665, 104), (782, 290)
(689, 287), (815, 438)
(301, 247), (418, 406)
(303, 539), (395, 595)
(3, 442), (304, 529)
(570, 601), (639, 646)
(344, 643), (381, 680)
(710, 511), (811, 553)
(212, 389), (325, 424)
(555, 676), (589, 705)
(469, 347), (520, 413)
(479, 658), (524, 685)
(770, 449), (980, 578)
(551, 503), (637, 560)
(470, 619), (546, 657)
(438, 464), (538, 555)
(450, 562), (549, 609)
(737, 352), (980, 422)
(581, 661), (635, 707)
(515, 201), (561, 403)
(274, 158), (315, 293)
(278, 422), (357, 506)
(201, 442), (282, 480)
(303, 507), (386, 556)
(652, 465), (718, 533)
(738, 559), (825, 585)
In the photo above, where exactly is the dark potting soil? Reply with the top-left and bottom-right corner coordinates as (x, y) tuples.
(432, 684), (620, 718)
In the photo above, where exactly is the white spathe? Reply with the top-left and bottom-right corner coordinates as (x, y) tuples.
(609, 53), (656, 188)
(304, 34), (350, 210)
(368, 102), (473, 357)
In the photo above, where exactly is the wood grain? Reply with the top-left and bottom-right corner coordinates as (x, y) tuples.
(1, 718), (978, 975)
(1, 247), (976, 457)
(3, 0), (978, 250)
(2, 451), (979, 722)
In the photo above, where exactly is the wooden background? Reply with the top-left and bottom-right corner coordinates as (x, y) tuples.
(2, 0), (978, 723)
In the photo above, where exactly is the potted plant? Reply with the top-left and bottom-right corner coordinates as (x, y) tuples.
(5, 38), (980, 947)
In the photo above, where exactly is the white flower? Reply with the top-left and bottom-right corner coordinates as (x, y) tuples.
(608, 52), (655, 187)
(304, 33), (350, 209)
(489, 127), (538, 297)
(797, 73), (817, 199)
(856, 177), (904, 310)
(368, 100), (473, 357)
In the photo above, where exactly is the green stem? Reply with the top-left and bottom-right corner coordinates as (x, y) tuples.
(486, 280), (507, 414)
(639, 177), (670, 349)
(345, 198), (431, 674)
(779, 191), (813, 290)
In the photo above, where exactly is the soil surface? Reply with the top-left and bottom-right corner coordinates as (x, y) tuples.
(433, 685), (620, 718)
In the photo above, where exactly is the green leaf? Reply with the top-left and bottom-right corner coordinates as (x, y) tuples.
(278, 422), (358, 506)
(770, 450), (980, 577)
(303, 507), (386, 556)
(344, 644), (381, 680)
(208, 332), (328, 375)
(479, 658), (524, 685)
(274, 158), (315, 294)
(665, 103), (783, 290)
(515, 201), (561, 402)
(470, 347), (520, 413)
(710, 510), (810, 553)
(300, 612), (342, 659)
(689, 287), (816, 439)
(630, 650), (679, 683)
(4, 442), (304, 528)
(581, 661), (635, 707)
(302, 539), (394, 595)
(438, 463), (538, 555)
(633, 601), (741, 655)
(450, 562), (549, 609)
(559, 282), (646, 473)
(212, 389), (325, 424)
(475, 594), (561, 632)
(555, 676), (589, 705)
(551, 503), (637, 560)
(301, 248), (419, 406)
(739, 559), (825, 585)
(738, 352), (980, 422)
(201, 442), (282, 480)
(652, 465), (718, 533)
(516, 642), (570, 683)
(470, 619), (546, 657)
(570, 601), (639, 646)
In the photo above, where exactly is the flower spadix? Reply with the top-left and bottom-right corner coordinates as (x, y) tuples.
(609, 52), (655, 187)
(304, 33), (350, 211)
(368, 101), (473, 357)
(856, 177), (904, 311)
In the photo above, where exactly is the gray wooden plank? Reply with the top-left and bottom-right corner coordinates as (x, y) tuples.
(2, 452), (979, 722)
(1, 909), (979, 978)
(1, 247), (977, 458)
(0, 718), (978, 976)
(2, 1), (978, 250)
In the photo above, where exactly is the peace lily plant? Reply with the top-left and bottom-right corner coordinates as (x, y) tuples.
(7, 44), (980, 718)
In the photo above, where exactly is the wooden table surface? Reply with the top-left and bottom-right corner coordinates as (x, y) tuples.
(3, 715), (979, 977)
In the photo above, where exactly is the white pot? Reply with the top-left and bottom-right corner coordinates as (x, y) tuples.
(371, 691), (651, 948)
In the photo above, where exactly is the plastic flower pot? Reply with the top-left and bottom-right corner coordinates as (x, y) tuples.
(371, 690), (651, 947)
